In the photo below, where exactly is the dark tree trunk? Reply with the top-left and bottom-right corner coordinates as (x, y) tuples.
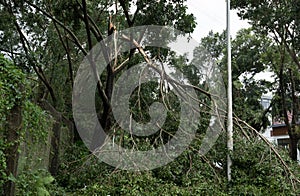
(289, 135), (299, 161)
(38, 100), (63, 176)
(277, 51), (300, 161)
(3, 104), (22, 196)
(90, 66), (114, 152)
(289, 126), (299, 161)
(48, 121), (61, 176)
(288, 69), (300, 161)
(101, 65), (114, 132)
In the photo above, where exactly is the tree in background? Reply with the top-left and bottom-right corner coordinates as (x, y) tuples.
(232, 0), (300, 161)
(201, 29), (273, 132)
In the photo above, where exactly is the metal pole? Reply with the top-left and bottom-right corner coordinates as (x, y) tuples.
(226, 0), (233, 182)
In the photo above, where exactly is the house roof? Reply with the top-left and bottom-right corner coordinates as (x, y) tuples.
(271, 124), (287, 128)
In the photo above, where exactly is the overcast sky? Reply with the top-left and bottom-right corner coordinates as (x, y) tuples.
(186, 1), (274, 90)
(186, 0), (250, 41)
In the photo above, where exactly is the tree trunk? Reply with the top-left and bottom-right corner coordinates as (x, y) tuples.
(90, 66), (114, 152)
(289, 125), (299, 161)
(38, 99), (71, 176)
(289, 134), (299, 161)
(101, 65), (114, 132)
(3, 103), (22, 196)
(48, 121), (61, 176)
(288, 69), (300, 161)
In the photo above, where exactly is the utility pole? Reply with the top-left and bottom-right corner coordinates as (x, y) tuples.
(226, 0), (233, 182)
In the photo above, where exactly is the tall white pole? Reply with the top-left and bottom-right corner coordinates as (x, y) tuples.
(226, 0), (233, 182)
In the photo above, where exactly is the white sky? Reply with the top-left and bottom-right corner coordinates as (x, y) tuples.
(186, 0), (250, 41)
(186, 1), (274, 96)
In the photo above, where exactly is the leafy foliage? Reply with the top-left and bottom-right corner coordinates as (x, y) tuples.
(232, 0), (300, 161)
(0, 54), (54, 194)
(0, 54), (26, 189)
(15, 169), (56, 196)
(200, 29), (272, 131)
(52, 131), (299, 195)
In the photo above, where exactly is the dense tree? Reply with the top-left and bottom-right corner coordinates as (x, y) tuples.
(200, 29), (272, 131)
(0, 0), (198, 193)
(232, 0), (300, 161)
(0, 0), (196, 175)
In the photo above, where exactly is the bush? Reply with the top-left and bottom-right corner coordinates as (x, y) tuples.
(54, 134), (299, 195)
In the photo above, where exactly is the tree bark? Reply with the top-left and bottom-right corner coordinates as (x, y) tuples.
(3, 103), (22, 196)
(288, 68), (299, 161)
(289, 133), (299, 161)
(48, 121), (61, 176)
(38, 99), (74, 175)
